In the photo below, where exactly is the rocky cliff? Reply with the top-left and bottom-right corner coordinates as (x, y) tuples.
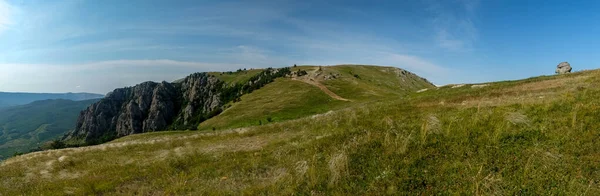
(64, 68), (290, 144)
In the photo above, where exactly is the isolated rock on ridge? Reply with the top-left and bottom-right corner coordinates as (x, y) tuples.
(555, 62), (572, 74)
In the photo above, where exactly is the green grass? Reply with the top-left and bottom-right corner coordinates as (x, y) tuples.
(2, 66), (599, 194)
(199, 65), (432, 130)
(197, 65), (433, 131)
(321, 65), (434, 101)
(199, 78), (346, 130)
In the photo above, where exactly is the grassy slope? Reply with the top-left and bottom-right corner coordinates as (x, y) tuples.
(5, 67), (600, 194)
(0, 99), (99, 159)
(200, 65), (433, 130)
(199, 78), (346, 130)
(321, 65), (433, 101)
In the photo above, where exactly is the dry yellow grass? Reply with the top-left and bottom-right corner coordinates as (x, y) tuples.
(417, 71), (598, 108)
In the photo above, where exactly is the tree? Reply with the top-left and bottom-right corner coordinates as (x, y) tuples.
(294, 64), (297, 67)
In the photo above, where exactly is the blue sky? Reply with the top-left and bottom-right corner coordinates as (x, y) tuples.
(0, 0), (599, 94)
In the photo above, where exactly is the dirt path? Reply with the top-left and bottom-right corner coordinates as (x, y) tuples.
(295, 79), (350, 101)
(292, 68), (350, 101)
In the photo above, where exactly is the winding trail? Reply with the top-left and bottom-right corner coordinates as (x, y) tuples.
(292, 68), (350, 102)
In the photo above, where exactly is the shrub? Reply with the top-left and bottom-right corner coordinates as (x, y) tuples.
(49, 139), (66, 149)
(298, 70), (308, 76)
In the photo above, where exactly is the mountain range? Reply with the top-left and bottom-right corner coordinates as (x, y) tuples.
(0, 92), (103, 108)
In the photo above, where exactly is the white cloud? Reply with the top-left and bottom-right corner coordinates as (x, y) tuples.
(231, 45), (291, 67)
(380, 53), (447, 75)
(0, 59), (246, 94)
(79, 59), (241, 70)
(0, 1), (469, 93)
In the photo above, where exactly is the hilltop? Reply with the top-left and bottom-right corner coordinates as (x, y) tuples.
(199, 65), (433, 130)
(3, 65), (600, 194)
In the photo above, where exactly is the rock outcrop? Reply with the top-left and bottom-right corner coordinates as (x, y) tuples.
(64, 68), (291, 144)
(65, 77), (216, 143)
(556, 62), (572, 74)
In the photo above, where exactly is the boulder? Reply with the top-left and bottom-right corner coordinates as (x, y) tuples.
(555, 62), (572, 74)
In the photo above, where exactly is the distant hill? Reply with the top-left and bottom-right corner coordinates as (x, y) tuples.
(0, 92), (104, 108)
(0, 99), (99, 159)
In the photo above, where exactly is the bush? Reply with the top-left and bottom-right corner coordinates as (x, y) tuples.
(298, 70), (308, 76)
(12, 151), (24, 157)
(49, 139), (66, 149)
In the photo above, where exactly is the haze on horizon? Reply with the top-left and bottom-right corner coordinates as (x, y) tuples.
(1, 0), (599, 94)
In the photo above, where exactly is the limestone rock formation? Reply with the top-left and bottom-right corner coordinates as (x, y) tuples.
(64, 68), (291, 144)
(65, 81), (182, 143)
(556, 62), (572, 74)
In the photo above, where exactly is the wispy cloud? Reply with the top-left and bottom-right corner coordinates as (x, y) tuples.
(0, 59), (245, 93)
(0, 1), (475, 93)
(429, 0), (479, 51)
(0, 0), (12, 34)
(378, 53), (447, 75)
(233, 45), (289, 67)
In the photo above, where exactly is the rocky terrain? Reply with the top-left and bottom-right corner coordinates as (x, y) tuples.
(64, 68), (291, 144)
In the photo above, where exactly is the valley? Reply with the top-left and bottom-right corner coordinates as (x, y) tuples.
(0, 99), (99, 159)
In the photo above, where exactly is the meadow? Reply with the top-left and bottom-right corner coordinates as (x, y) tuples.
(1, 66), (599, 195)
